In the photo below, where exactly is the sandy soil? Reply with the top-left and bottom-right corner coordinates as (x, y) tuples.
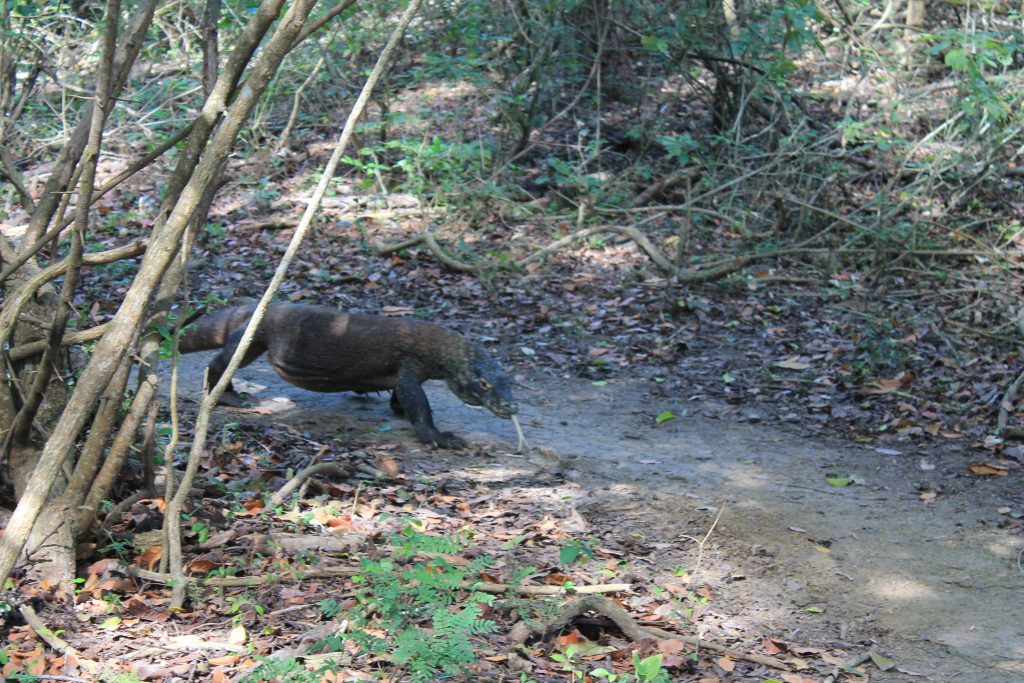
(173, 350), (1024, 682)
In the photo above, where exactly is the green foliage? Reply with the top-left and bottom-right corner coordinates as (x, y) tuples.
(926, 28), (1024, 134)
(243, 654), (342, 682)
(631, 652), (671, 682)
(392, 602), (499, 681)
(850, 320), (909, 380)
(343, 135), (492, 205)
(559, 537), (597, 565)
(317, 524), (498, 681)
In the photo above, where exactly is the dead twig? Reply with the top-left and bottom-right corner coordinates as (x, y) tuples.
(6, 322), (110, 361)
(996, 368), (1024, 437)
(996, 310), (1024, 437)
(475, 582), (631, 595)
(0, 239), (147, 353)
(269, 462), (351, 507)
(375, 232), (477, 272)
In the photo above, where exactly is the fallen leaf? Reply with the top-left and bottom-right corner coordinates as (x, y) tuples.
(716, 655), (735, 672)
(869, 651), (896, 671)
(967, 463), (1009, 476)
(658, 638), (687, 655)
(376, 455), (401, 476)
(774, 358), (812, 371)
(186, 558), (221, 574)
(228, 623), (247, 646)
(863, 378), (904, 394)
(138, 546), (162, 571)
(99, 616), (121, 630)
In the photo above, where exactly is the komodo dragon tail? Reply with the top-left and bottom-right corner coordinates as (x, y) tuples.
(178, 304), (258, 353)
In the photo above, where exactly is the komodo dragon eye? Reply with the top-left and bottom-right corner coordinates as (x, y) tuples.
(478, 378), (492, 390)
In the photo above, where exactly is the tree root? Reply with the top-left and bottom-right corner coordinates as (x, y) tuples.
(375, 232), (477, 272)
(509, 595), (673, 645)
(509, 594), (795, 672)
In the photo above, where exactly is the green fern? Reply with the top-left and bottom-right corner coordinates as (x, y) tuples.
(334, 524), (500, 681)
(392, 604), (497, 681)
(389, 524), (472, 557)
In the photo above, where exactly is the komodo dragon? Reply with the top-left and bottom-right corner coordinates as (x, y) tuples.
(179, 303), (525, 449)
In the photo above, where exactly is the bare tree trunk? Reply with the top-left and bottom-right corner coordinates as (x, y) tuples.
(7, 0), (123, 595)
(0, 0), (310, 591)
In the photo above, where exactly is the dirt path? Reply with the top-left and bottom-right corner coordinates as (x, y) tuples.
(173, 352), (1024, 682)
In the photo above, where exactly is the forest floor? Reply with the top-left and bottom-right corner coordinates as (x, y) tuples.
(157, 348), (1023, 683)
(5, 143), (1024, 682)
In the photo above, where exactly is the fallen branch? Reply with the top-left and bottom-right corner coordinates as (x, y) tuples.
(269, 462), (351, 507)
(997, 368), (1024, 437)
(475, 581), (631, 595)
(115, 562), (362, 587)
(509, 594), (794, 672)
(375, 234), (425, 254)
(234, 218), (296, 231)
(375, 232), (477, 272)
(634, 167), (702, 206)
(996, 310), (1024, 437)
(6, 322), (110, 361)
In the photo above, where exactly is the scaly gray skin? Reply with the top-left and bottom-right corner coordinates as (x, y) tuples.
(179, 303), (518, 448)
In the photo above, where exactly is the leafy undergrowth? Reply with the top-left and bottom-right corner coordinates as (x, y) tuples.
(3, 421), (885, 682)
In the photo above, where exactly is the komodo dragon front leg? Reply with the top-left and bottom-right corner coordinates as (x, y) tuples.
(204, 327), (268, 406)
(391, 368), (466, 449)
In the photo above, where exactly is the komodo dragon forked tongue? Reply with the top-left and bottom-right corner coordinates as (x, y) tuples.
(511, 414), (530, 453)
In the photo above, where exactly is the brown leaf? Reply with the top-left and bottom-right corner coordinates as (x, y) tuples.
(554, 631), (582, 646)
(376, 455), (401, 476)
(138, 546), (163, 571)
(657, 638), (687, 654)
(186, 558), (222, 575)
(781, 674), (818, 683)
(862, 377), (905, 394)
(242, 497), (266, 514)
(716, 655), (735, 672)
(967, 462), (1009, 476)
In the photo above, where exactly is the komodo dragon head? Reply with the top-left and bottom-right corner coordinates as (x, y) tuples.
(446, 344), (518, 419)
